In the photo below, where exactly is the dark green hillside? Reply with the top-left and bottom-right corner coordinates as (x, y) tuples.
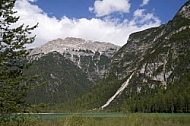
(26, 51), (92, 104)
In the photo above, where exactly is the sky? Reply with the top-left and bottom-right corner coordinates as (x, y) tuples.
(13, 0), (188, 48)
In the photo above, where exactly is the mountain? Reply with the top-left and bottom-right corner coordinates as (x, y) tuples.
(75, 1), (190, 112)
(27, 37), (120, 104)
(29, 37), (120, 83)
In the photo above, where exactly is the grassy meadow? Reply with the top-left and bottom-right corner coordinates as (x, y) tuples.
(2, 113), (190, 126)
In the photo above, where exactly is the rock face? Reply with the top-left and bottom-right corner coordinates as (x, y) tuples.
(29, 37), (120, 83)
(111, 0), (190, 87)
(177, 1), (190, 18)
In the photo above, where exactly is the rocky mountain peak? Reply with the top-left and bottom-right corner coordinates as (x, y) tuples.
(176, 1), (190, 19)
(50, 37), (85, 46)
(30, 37), (120, 56)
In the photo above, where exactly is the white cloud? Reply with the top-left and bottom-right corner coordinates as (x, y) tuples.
(134, 9), (145, 17)
(133, 9), (160, 25)
(13, 0), (161, 48)
(141, 0), (150, 6)
(89, 0), (131, 17)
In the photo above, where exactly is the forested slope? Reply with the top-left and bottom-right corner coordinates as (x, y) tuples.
(68, 1), (190, 113)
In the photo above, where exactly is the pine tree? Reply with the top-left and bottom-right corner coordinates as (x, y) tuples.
(0, 0), (38, 120)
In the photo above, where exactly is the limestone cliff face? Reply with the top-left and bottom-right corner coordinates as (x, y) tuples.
(110, 1), (190, 87)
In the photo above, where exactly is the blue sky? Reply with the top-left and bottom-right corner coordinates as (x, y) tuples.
(33, 0), (186, 23)
(14, 0), (187, 47)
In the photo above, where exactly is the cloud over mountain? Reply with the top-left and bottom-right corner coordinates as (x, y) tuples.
(14, 0), (160, 48)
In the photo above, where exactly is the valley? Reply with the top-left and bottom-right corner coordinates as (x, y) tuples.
(26, 0), (190, 114)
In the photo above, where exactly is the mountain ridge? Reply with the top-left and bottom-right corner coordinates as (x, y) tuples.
(101, 0), (190, 110)
(72, 1), (190, 112)
(30, 37), (120, 58)
(102, 0), (190, 108)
